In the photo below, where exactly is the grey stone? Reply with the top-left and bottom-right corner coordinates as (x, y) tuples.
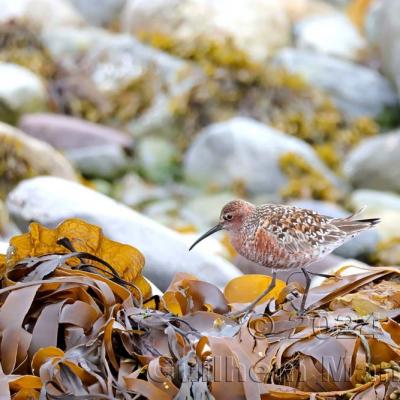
(367, 0), (400, 95)
(184, 117), (341, 195)
(274, 48), (398, 118)
(350, 189), (400, 213)
(294, 13), (366, 61)
(136, 137), (179, 183)
(0, 0), (84, 30)
(0, 63), (47, 120)
(67, 0), (126, 26)
(67, 145), (130, 180)
(7, 177), (242, 290)
(344, 130), (400, 192)
(19, 114), (132, 150)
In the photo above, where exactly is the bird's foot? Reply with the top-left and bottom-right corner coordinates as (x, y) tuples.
(307, 271), (340, 279)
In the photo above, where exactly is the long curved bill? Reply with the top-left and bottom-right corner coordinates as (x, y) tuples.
(189, 224), (222, 251)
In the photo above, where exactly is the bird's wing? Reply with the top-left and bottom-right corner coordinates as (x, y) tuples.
(259, 205), (347, 255)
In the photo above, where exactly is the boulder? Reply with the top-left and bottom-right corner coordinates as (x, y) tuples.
(0, 241), (7, 254)
(274, 48), (398, 119)
(344, 130), (400, 192)
(0, 0), (84, 30)
(121, 0), (290, 62)
(294, 13), (366, 61)
(367, 0), (400, 95)
(0, 63), (47, 123)
(19, 113), (132, 150)
(136, 136), (179, 183)
(183, 117), (341, 195)
(7, 177), (242, 290)
(0, 122), (77, 197)
(67, 0), (126, 26)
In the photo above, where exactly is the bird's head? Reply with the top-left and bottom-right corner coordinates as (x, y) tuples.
(189, 200), (254, 251)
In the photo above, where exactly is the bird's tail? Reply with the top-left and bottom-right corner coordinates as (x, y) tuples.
(332, 207), (380, 235)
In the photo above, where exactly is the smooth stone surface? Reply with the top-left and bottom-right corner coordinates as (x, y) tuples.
(184, 117), (341, 195)
(19, 114), (132, 150)
(67, 0), (126, 26)
(368, 0), (400, 95)
(350, 189), (400, 213)
(294, 13), (366, 61)
(7, 177), (242, 290)
(344, 130), (400, 192)
(0, 0), (84, 29)
(121, 0), (290, 62)
(0, 63), (47, 119)
(136, 137), (178, 183)
(0, 241), (8, 254)
(0, 122), (77, 184)
(67, 145), (130, 180)
(274, 48), (398, 119)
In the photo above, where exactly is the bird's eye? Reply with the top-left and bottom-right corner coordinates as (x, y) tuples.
(224, 214), (233, 221)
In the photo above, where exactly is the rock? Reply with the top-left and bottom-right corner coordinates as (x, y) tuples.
(0, 241), (7, 254)
(280, 0), (336, 23)
(114, 173), (170, 208)
(19, 114), (132, 150)
(183, 117), (340, 195)
(0, 199), (8, 235)
(289, 199), (379, 259)
(7, 177), (242, 290)
(67, 0), (126, 26)
(350, 189), (400, 241)
(344, 130), (400, 191)
(67, 145), (130, 180)
(350, 189), (400, 213)
(0, 63), (47, 123)
(294, 13), (366, 61)
(0, 122), (77, 197)
(121, 0), (290, 62)
(136, 137), (178, 183)
(274, 48), (398, 119)
(0, 0), (84, 30)
(182, 192), (236, 230)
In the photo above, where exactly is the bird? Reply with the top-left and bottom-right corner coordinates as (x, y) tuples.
(189, 199), (380, 315)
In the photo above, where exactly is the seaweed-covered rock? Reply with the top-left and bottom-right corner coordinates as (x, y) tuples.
(0, 0), (84, 30)
(344, 129), (400, 191)
(294, 13), (366, 61)
(274, 48), (397, 118)
(121, 0), (290, 62)
(0, 122), (77, 198)
(7, 176), (242, 289)
(0, 62), (47, 123)
(183, 117), (341, 195)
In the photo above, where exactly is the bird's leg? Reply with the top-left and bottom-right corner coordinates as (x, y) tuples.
(228, 270), (277, 318)
(298, 268), (312, 316)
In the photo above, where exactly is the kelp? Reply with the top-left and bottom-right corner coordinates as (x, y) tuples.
(0, 220), (400, 399)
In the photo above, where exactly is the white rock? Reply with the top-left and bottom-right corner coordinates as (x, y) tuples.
(351, 189), (400, 213)
(275, 48), (397, 119)
(368, 0), (400, 95)
(344, 130), (400, 191)
(0, 0), (84, 30)
(0, 122), (77, 182)
(7, 177), (242, 290)
(294, 13), (366, 61)
(184, 117), (341, 195)
(0, 63), (47, 117)
(67, 145), (129, 180)
(121, 0), (290, 62)
(0, 242), (7, 254)
(67, 0), (126, 26)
